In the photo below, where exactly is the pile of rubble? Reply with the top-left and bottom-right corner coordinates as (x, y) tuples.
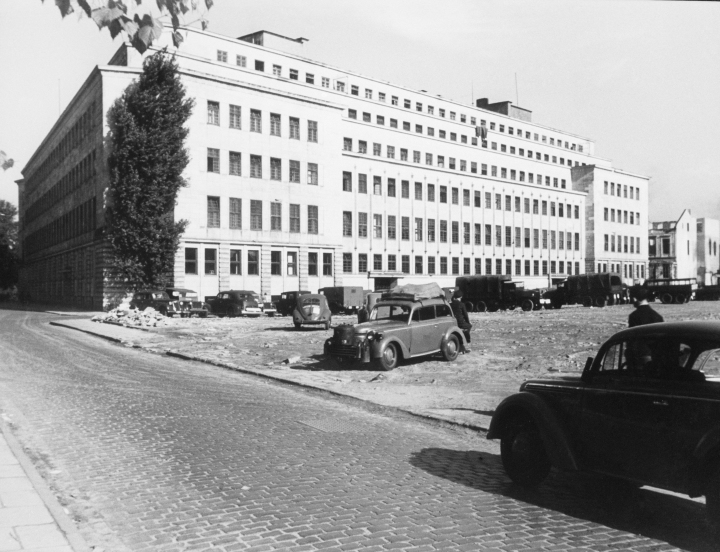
(92, 305), (170, 328)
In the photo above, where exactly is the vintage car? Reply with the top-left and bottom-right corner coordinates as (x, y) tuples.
(292, 293), (332, 330)
(250, 292), (277, 316)
(129, 290), (174, 315)
(487, 321), (720, 528)
(165, 288), (209, 318)
(276, 291), (311, 316)
(205, 290), (263, 317)
(324, 288), (468, 370)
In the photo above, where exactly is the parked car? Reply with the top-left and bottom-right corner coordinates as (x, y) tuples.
(165, 288), (209, 317)
(205, 290), (263, 317)
(276, 291), (311, 316)
(324, 283), (468, 370)
(487, 321), (720, 529)
(292, 293), (332, 330)
(250, 292), (277, 316)
(129, 290), (173, 315)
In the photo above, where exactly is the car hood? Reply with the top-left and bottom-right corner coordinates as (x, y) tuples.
(354, 319), (408, 333)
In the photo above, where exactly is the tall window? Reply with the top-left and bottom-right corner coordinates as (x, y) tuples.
(207, 101), (219, 125)
(387, 179), (396, 197)
(343, 253), (353, 273)
(270, 158), (281, 181)
(428, 184), (435, 202)
(185, 248), (197, 274)
(440, 220), (448, 243)
(248, 250), (259, 275)
(452, 222), (459, 244)
(464, 223), (470, 244)
(388, 216), (396, 239)
(287, 252), (297, 276)
(415, 182), (422, 200)
(271, 202), (282, 231)
(229, 151), (241, 176)
(307, 206), (318, 234)
(440, 186), (447, 203)
(308, 252), (317, 276)
(402, 255), (410, 274)
(374, 254), (383, 271)
(374, 176), (382, 195)
(428, 219), (436, 242)
(343, 171), (352, 192)
(358, 212), (368, 238)
(374, 214), (383, 238)
(289, 160), (300, 183)
(271, 251), (281, 275)
(415, 218), (423, 241)
(401, 181), (409, 198)
(415, 256), (423, 274)
(270, 113), (281, 136)
(289, 117), (300, 139)
(308, 120), (318, 142)
(205, 249), (217, 275)
(207, 196), (220, 228)
(250, 155), (262, 178)
(359, 174), (367, 194)
(401, 217), (410, 240)
(343, 211), (352, 236)
(229, 104), (241, 129)
(250, 109), (261, 132)
(229, 198), (241, 229)
(207, 148), (219, 173)
(230, 249), (241, 275)
(307, 163), (318, 185)
(290, 204), (300, 233)
(250, 200), (262, 230)
(323, 253), (332, 276)
(358, 254), (367, 273)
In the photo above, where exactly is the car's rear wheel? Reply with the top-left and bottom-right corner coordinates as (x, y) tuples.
(661, 293), (674, 304)
(476, 301), (487, 313)
(500, 416), (551, 487)
(595, 295), (607, 308)
(442, 334), (460, 361)
(675, 293), (686, 304)
(464, 301), (475, 313)
(521, 299), (534, 312)
(582, 296), (593, 307)
(377, 342), (400, 371)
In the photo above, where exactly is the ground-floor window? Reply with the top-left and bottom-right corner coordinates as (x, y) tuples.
(271, 251), (281, 275)
(308, 252), (318, 276)
(185, 248), (197, 274)
(248, 250), (259, 275)
(230, 249), (241, 275)
(323, 253), (332, 276)
(204, 249), (216, 275)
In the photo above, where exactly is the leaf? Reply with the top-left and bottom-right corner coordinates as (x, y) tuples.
(54, 0), (75, 17)
(172, 30), (184, 48)
(205, 0), (212, 9)
(77, 0), (107, 17)
(200, 17), (208, 30)
(133, 13), (164, 50)
(118, 14), (139, 35)
(178, 0), (190, 14)
(90, 5), (126, 29)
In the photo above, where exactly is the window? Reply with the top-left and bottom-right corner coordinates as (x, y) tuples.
(439, 220), (447, 243)
(342, 171), (352, 192)
(542, 201), (547, 215)
(343, 137), (352, 152)
(452, 222), (459, 244)
(236, 55), (246, 67)
(440, 186), (447, 203)
(254, 60), (264, 72)
(401, 255), (410, 274)
(207, 101), (219, 125)
(229, 198), (241, 229)
(308, 205), (318, 234)
(415, 182), (423, 200)
(401, 180), (410, 198)
(307, 163), (319, 185)
(250, 109), (261, 132)
(392, 96), (398, 105)
(388, 216), (396, 239)
(250, 155), (262, 178)
(289, 69), (298, 80)
(366, 89), (373, 99)
(357, 253), (367, 273)
(438, 156), (445, 169)
(308, 120), (318, 142)
(428, 219), (436, 242)
(323, 253), (332, 276)
(373, 143), (381, 156)
(207, 196), (220, 228)
(289, 204), (300, 233)
(400, 148), (408, 161)
(270, 202), (282, 231)
(452, 257), (459, 275)
(413, 150), (420, 163)
(270, 113), (281, 136)
(229, 105), (241, 129)
(427, 184), (435, 202)
(343, 253), (353, 273)
(185, 248), (197, 274)
(371, 254), (381, 271)
(533, 229), (539, 248)
(464, 223), (470, 245)
(248, 250), (259, 275)
(270, 158), (281, 181)
(463, 189), (470, 206)
(415, 218), (423, 241)
(387, 146), (394, 159)
(414, 256), (423, 275)
(425, 153), (433, 165)
(306, 73), (314, 85)
(289, 117), (300, 139)
(358, 141), (367, 154)
(230, 249), (241, 275)
(575, 232), (580, 251)
(377, 115), (385, 126)
(273, 64), (282, 77)
(250, 200), (262, 230)
(401, 217), (410, 240)
(287, 160), (299, 183)
(374, 214), (383, 238)
(205, 248), (217, 275)
(359, 174), (367, 194)
(358, 212), (368, 238)
(388, 179), (396, 197)
(271, 251), (281, 275)
(207, 148), (219, 173)
(308, 252), (317, 276)
(348, 109), (357, 120)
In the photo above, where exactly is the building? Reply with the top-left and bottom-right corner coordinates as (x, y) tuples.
(697, 218), (720, 284)
(648, 209), (697, 280)
(17, 28), (650, 308)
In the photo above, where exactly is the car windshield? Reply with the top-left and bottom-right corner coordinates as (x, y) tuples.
(370, 304), (411, 323)
(152, 293), (165, 299)
(301, 298), (321, 305)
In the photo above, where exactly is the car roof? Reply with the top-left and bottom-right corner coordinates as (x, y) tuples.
(166, 288), (196, 293)
(375, 297), (447, 308)
(228, 290), (256, 295)
(611, 321), (720, 342)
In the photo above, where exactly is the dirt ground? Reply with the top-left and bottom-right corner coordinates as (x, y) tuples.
(112, 301), (720, 428)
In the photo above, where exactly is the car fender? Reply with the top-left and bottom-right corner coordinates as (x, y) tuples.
(442, 327), (467, 349)
(371, 335), (410, 360)
(687, 428), (720, 494)
(487, 391), (579, 472)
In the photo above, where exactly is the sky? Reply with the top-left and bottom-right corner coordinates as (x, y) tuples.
(1, 0), (719, 222)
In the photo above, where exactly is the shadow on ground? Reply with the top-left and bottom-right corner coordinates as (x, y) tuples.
(410, 447), (716, 552)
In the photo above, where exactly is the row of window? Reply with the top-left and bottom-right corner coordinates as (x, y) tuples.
(341, 212), (581, 250)
(342, 253), (581, 278)
(206, 149), (319, 184)
(206, 197), (319, 234)
(604, 181), (641, 200)
(597, 262), (646, 280)
(206, 102), (318, 141)
(603, 208), (642, 225)
(604, 234), (643, 255)
(186, 247), (333, 277)
(24, 198), (97, 256)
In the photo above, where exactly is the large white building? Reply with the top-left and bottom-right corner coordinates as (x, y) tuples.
(17, 28), (650, 308)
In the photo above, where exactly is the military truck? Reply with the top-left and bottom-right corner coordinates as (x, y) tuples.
(544, 273), (627, 308)
(629, 278), (698, 304)
(695, 284), (720, 301)
(318, 286), (365, 314)
(454, 275), (546, 312)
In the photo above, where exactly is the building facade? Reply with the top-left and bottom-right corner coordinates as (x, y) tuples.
(18, 28), (650, 308)
(648, 209), (697, 280)
(697, 218), (720, 285)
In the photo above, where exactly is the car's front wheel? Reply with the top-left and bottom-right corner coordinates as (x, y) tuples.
(500, 416), (551, 487)
(376, 342), (400, 371)
(442, 334), (460, 361)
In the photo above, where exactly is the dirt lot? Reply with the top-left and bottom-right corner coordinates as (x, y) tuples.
(110, 301), (720, 428)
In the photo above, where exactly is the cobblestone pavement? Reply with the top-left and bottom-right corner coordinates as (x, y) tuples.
(0, 310), (715, 551)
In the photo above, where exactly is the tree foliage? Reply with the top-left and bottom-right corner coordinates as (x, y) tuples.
(42, 0), (214, 52)
(106, 50), (193, 289)
(0, 200), (19, 289)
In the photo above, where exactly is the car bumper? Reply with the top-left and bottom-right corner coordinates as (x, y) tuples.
(242, 308), (263, 316)
(324, 341), (371, 362)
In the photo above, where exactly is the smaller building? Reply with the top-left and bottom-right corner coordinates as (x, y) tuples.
(648, 209), (697, 280)
(697, 217), (720, 285)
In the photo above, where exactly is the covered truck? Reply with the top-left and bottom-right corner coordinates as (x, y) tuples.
(318, 286), (364, 314)
(544, 272), (627, 308)
(629, 278), (697, 304)
(454, 275), (546, 312)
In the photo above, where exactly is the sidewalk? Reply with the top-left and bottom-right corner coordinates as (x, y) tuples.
(0, 424), (89, 552)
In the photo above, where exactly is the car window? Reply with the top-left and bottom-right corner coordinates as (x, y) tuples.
(417, 305), (435, 321)
(436, 304), (452, 318)
(301, 298), (321, 305)
(601, 343), (623, 372)
(372, 305), (411, 322)
(695, 348), (720, 376)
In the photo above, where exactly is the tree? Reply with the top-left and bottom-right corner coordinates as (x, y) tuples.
(105, 50), (193, 289)
(0, 200), (19, 289)
(42, 0), (214, 53)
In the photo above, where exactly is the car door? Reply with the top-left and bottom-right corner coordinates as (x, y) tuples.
(409, 305), (438, 355)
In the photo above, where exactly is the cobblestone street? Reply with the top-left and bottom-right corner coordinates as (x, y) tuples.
(0, 309), (716, 551)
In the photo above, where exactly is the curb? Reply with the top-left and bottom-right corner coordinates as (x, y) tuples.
(0, 420), (92, 552)
(53, 320), (490, 434)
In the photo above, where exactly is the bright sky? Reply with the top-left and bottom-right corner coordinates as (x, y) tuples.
(1, 0), (718, 222)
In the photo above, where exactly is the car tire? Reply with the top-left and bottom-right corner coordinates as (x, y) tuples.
(500, 416), (551, 487)
(581, 296), (593, 307)
(552, 300), (563, 310)
(442, 334), (460, 361)
(661, 293), (673, 304)
(521, 299), (534, 312)
(675, 293), (686, 304)
(595, 296), (607, 308)
(294, 322), (302, 329)
(476, 301), (487, 313)
(377, 342), (400, 371)
(464, 301), (475, 313)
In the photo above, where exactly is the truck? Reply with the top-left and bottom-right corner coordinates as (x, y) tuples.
(543, 273), (627, 308)
(454, 275), (546, 312)
(318, 286), (365, 314)
(629, 278), (698, 304)
(695, 284), (720, 301)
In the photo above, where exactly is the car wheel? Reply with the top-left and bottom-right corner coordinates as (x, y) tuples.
(661, 293), (673, 304)
(377, 342), (400, 371)
(476, 301), (487, 313)
(595, 296), (607, 308)
(464, 301), (475, 313)
(581, 296), (593, 307)
(442, 334), (460, 361)
(500, 416), (551, 487)
(521, 299), (534, 312)
(552, 300), (563, 309)
(675, 293), (686, 304)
